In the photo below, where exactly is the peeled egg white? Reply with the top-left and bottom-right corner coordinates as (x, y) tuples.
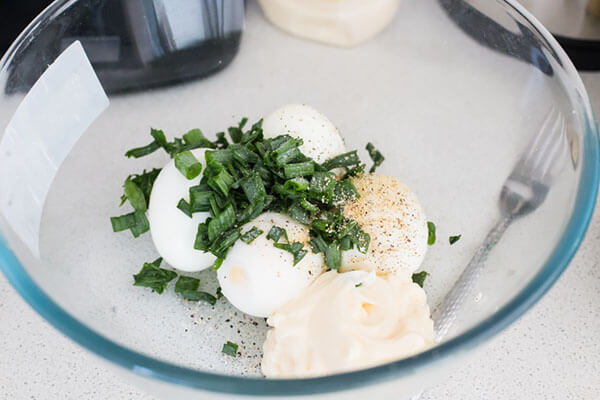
(262, 104), (346, 164)
(342, 173), (428, 276)
(147, 149), (215, 272)
(217, 212), (324, 317)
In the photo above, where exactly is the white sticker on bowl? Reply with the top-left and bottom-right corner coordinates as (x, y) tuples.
(0, 41), (109, 258)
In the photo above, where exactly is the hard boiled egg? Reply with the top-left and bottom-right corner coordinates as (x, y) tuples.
(147, 149), (215, 272)
(217, 212), (324, 317)
(262, 104), (346, 164)
(342, 173), (428, 276)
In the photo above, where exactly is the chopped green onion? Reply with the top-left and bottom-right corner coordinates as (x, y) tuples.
(212, 258), (224, 270)
(240, 226), (264, 244)
(300, 198), (319, 214)
(309, 171), (336, 203)
(189, 185), (212, 213)
(309, 234), (328, 254)
(321, 151), (360, 170)
(123, 178), (147, 212)
(427, 221), (436, 245)
(267, 226), (287, 242)
(133, 258), (177, 294)
(208, 204), (236, 242)
(110, 211), (150, 238)
(177, 199), (193, 218)
(174, 151), (203, 179)
(287, 202), (311, 224)
(209, 229), (240, 259)
(273, 242), (308, 265)
(216, 286), (224, 299)
(222, 341), (238, 357)
(284, 161), (314, 178)
(182, 128), (216, 149)
(331, 179), (360, 206)
(366, 142), (385, 173)
(449, 235), (461, 245)
(325, 242), (342, 270)
(181, 290), (217, 305)
(174, 276), (200, 293)
(412, 271), (429, 288)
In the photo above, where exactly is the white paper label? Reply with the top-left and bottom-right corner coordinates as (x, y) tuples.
(0, 41), (109, 257)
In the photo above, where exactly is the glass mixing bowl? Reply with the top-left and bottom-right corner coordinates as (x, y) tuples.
(0, 0), (598, 399)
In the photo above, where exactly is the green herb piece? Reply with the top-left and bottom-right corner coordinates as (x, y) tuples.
(309, 171), (337, 203)
(273, 242), (308, 265)
(125, 129), (167, 158)
(122, 169), (161, 206)
(427, 221), (436, 245)
(267, 226), (287, 242)
(174, 276), (200, 293)
(325, 242), (342, 270)
(240, 226), (264, 244)
(133, 258), (177, 294)
(208, 204), (236, 242)
(182, 128), (216, 149)
(321, 151), (360, 170)
(300, 198), (319, 214)
(110, 211), (150, 238)
(331, 179), (360, 206)
(284, 161), (315, 178)
(222, 341), (238, 357)
(366, 142), (385, 173)
(355, 282), (363, 288)
(177, 199), (193, 218)
(123, 178), (147, 212)
(412, 271), (429, 288)
(194, 223), (210, 251)
(449, 235), (462, 245)
(216, 286), (223, 299)
(209, 229), (241, 259)
(283, 177), (310, 192)
(309, 234), (328, 254)
(182, 290), (217, 305)
(205, 161), (234, 197)
(287, 202), (311, 224)
(212, 258), (224, 271)
(174, 151), (203, 179)
(189, 184), (212, 213)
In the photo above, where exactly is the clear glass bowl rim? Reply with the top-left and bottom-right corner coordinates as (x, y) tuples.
(0, 0), (598, 396)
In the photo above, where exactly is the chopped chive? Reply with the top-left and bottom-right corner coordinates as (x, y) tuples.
(309, 171), (337, 203)
(212, 258), (224, 270)
(273, 242), (308, 265)
(321, 151), (360, 170)
(427, 221), (436, 245)
(181, 290), (217, 305)
(267, 226), (287, 242)
(287, 202), (311, 224)
(412, 271), (429, 288)
(110, 211), (150, 238)
(216, 287), (223, 299)
(325, 242), (342, 270)
(174, 276), (200, 293)
(355, 283), (363, 288)
(331, 179), (360, 206)
(300, 198), (319, 214)
(283, 177), (310, 192)
(222, 341), (238, 357)
(284, 161), (315, 178)
(123, 178), (147, 212)
(189, 185), (212, 213)
(174, 151), (203, 179)
(208, 204), (236, 242)
(194, 222), (210, 251)
(177, 199), (193, 218)
(366, 142), (385, 173)
(133, 258), (177, 294)
(449, 235), (461, 245)
(240, 226), (264, 244)
(182, 128), (216, 149)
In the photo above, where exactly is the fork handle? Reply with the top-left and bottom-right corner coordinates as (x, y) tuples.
(432, 215), (513, 342)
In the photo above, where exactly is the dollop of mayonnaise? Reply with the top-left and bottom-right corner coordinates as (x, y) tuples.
(261, 270), (434, 378)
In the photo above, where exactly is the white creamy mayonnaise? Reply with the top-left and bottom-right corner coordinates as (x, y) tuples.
(261, 270), (434, 378)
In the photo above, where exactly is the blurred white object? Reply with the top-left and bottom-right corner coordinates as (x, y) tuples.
(0, 41), (108, 257)
(258, 0), (402, 47)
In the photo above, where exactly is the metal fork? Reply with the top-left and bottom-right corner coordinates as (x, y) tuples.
(432, 109), (567, 342)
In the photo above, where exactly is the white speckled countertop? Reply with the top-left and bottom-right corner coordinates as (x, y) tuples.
(1, 73), (599, 399)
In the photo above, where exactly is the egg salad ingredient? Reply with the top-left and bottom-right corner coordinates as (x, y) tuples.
(147, 148), (216, 272)
(217, 212), (324, 317)
(261, 269), (434, 378)
(341, 173), (428, 275)
(258, 0), (402, 47)
(262, 104), (346, 164)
